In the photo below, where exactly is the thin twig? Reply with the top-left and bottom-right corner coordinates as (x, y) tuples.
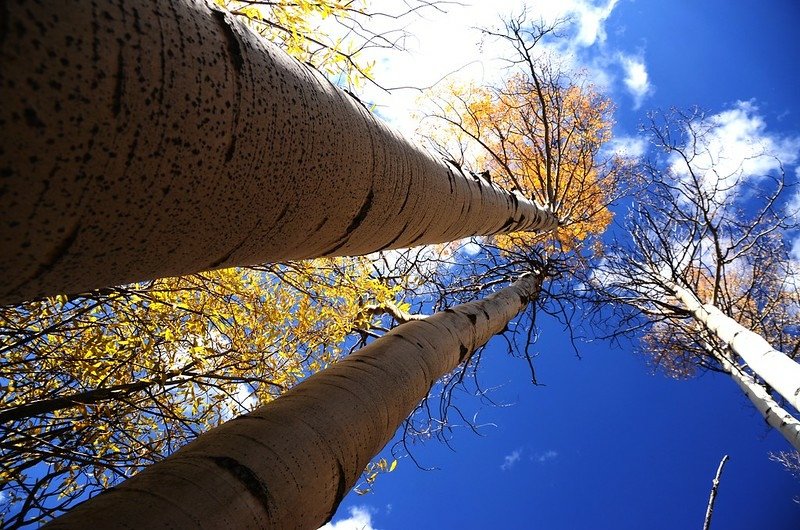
(703, 454), (730, 530)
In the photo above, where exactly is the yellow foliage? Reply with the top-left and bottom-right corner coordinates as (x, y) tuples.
(426, 75), (635, 255)
(217, 0), (372, 88)
(0, 257), (399, 522)
(354, 457), (398, 495)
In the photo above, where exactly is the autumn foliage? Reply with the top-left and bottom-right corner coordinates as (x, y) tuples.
(423, 59), (632, 261)
(0, 259), (399, 527)
(216, 0), (377, 88)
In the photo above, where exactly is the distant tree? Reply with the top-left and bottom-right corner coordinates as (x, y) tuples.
(593, 108), (800, 450)
(423, 19), (623, 252)
(402, 14), (633, 393)
(0, 0), (556, 305)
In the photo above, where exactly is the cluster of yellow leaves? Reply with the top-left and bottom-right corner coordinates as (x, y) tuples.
(0, 258), (399, 521)
(215, 0), (376, 88)
(354, 457), (398, 495)
(427, 75), (634, 255)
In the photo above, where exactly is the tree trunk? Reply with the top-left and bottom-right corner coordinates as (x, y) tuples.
(0, 0), (557, 305)
(719, 354), (800, 451)
(44, 273), (543, 529)
(665, 279), (800, 413)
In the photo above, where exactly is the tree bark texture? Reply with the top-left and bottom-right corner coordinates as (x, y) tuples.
(0, 0), (557, 305)
(719, 355), (800, 451)
(666, 280), (800, 413)
(687, 288), (800, 451)
(44, 273), (543, 529)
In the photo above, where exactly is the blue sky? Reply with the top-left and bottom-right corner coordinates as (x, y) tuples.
(324, 1), (800, 528)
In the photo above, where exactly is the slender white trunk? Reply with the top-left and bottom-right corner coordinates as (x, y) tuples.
(0, 0), (557, 305)
(698, 336), (800, 450)
(717, 353), (800, 451)
(664, 278), (800, 413)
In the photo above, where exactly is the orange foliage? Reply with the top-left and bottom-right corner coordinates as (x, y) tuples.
(428, 74), (631, 254)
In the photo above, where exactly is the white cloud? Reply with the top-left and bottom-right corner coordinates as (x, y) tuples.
(356, 0), (526, 136)
(343, 0), (634, 137)
(605, 134), (648, 160)
(307, 0), (657, 135)
(536, 450), (559, 463)
(319, 506), (378, 530)
(518, 0), (619, 47)
(234, 383), (258, 412)
(788, 167), (800, 220)
(792, 238), (800, 262)
(460, 239), (483, 257)
(789, 168), (800, 259)
(670, 100), (800, 202)
(569, 0), (620, 46)
(501, 449), (522, 470)
(618, 53), (652, 109)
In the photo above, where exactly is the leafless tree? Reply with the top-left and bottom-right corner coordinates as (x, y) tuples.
(590, 108), (800, 450)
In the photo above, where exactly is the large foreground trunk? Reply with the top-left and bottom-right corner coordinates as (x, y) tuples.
(666, 279), (800, 413)
(45, 273), (543, 529)
(0, 0), (556, 305)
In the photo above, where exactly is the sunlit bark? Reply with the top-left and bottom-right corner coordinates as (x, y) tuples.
(45, 273), (543, 528)
(666, 278), (800, 414)
(721, 356), (800, 451)
(0, 0), (556, 305)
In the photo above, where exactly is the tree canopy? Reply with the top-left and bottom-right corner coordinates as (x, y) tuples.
(0, 259), (402, 527)
(1, 1), (799, 528)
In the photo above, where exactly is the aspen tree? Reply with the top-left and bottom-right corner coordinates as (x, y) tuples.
(0, 0), (556, 305)
(594, 108), (800, 450)
(45, 274), (545, 529)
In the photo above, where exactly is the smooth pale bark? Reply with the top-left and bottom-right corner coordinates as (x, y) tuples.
(702, 454), (729, 530)
(45, 273), (543, 529)
(717, 354), (800, 451)
(665, 279), (800, 413)
(0, 0), (557, 305)
(364, 301), (428, 324)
